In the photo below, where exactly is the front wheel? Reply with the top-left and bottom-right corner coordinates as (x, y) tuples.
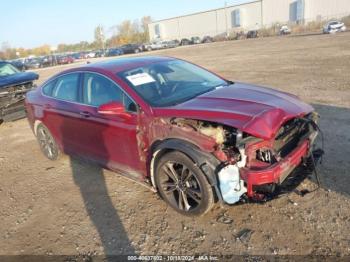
(155, 151), (214, 216)
(36, 123), (60, 160)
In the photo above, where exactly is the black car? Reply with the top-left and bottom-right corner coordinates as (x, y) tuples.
(42, 55), (58, 67)
(191, 37), (201, 44)
(246, 30), (258, 39)
(10, 59), (26, 71)
(180, 38), (192, 45)
(24, 58), (43, 69)
(201, 36), (214, 43)
(0, 61), (39, 123)
(120, 44), (142, 54)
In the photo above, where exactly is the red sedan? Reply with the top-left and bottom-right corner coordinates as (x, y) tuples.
(57, 55), (74, 65)
(25, 56), (321, 216)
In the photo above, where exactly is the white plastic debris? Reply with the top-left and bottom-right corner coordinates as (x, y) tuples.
(218, 165), (247, 204)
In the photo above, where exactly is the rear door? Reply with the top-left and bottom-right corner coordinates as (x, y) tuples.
(41, 72), (86, 154)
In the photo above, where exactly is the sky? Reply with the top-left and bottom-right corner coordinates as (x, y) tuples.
(0, 0), (249, 49)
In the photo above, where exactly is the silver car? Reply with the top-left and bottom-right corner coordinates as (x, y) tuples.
(323, 20), (346, 34)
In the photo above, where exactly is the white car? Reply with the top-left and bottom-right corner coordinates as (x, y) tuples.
(144, 41), (167, 51)
(86, 52), (96, 58)
(323, 21), (346, 34)
(279, 25), (291, 35)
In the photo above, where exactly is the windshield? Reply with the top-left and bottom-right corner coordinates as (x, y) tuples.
(0, 62), (20, 77)
(117, 60), (228, 107)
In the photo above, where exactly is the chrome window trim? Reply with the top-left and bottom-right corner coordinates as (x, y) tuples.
(40, 70), (138, 114)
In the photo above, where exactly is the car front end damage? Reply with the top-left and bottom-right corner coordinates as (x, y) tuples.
(0, 81), (37, 123)
(215, 112), (322, 203)
(151, 111), (322, 205)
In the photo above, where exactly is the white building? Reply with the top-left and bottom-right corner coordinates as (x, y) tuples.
(148, 0), (350, 41)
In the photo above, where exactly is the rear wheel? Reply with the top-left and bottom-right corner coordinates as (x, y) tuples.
(36, 124), (60, 160)
(155, 151), (214, 216)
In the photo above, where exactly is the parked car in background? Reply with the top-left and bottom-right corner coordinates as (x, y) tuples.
(86, 51), (97, 58)
(57, 55), (74, 65)
(323, 20), (346, 34)
(246, 30), (259, 38)
(94, 50), (105, 58)
(105, 48), (123, 57)
(0, 61), (38, 123)
(201, 36), (214, 43)
(279, 25), (291, 35)
(10, 58), (26, 71)
(42, 55), (58, 67)
(120, 44), (142, 54)
(70, 53), (83, 60)
(191, 36), (201, 44)
(180, 38), (192, 45)
(25, 56), (321, 216)
(164, 40), (179, 48)
(144, 41), (166, 51)
(24, 58), (43, 69)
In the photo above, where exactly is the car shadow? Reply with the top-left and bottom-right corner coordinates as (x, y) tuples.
(309, 103), (350, 197)
(69, 157), (136, 257)
(60, 116), (135, 258)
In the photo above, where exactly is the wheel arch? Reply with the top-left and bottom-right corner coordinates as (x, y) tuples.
(149, 138), (223, 203)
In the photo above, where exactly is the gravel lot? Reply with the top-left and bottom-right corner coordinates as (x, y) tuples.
(1, 32), (350, 257)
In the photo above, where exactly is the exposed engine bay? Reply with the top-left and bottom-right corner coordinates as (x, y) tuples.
(169, 112), (321, 204)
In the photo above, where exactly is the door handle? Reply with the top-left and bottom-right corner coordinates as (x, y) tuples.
(79, 111), (91, 118)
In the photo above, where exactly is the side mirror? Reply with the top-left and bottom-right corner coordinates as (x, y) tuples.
(97, 101), (131, 118)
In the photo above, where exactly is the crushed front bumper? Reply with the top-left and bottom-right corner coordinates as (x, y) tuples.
(240, 139), (310, 197)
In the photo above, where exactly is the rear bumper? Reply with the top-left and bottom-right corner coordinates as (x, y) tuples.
(240, 139), (310, 197)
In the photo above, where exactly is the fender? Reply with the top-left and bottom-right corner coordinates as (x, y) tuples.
(151, 138), (225, 204)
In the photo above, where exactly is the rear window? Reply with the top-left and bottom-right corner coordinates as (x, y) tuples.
(52, 73), (79, 102)
(42, 80), (56, 96)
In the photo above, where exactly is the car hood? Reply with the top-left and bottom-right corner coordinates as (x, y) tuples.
(152, 83), (314, 140)
(0, 71), (39, 89)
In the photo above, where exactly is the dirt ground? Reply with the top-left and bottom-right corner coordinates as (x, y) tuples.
(1, 33), (350, 258)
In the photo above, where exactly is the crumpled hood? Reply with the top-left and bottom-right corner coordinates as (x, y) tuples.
(0, 71), (39, 89)
(153, 83), (314, 140)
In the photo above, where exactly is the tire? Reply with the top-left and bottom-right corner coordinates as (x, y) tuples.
(134, 49), (140, 53)
(36, 123), (60, 160)
(155, 151), (214, 216)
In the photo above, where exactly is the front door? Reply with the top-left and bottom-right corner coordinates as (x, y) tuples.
(77, 72), (142, 176)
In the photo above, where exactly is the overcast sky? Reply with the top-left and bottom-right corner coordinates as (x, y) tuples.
(1, 0), (250, 48)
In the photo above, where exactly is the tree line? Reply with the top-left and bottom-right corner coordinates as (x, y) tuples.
(0, 16), (152, 60)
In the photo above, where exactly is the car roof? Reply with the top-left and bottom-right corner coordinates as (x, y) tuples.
(72, 56), (175, 74)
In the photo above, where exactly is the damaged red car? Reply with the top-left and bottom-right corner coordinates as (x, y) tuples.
(25, 56), (321, 216)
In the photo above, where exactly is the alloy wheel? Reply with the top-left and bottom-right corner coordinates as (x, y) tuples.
(37, 126), (58, 160)
(159, 161), (202, 211)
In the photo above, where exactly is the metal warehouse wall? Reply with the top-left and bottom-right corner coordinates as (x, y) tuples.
(304, 0), (350, 21)
(148, 1), (262, 41)
(262, 0), (350, 26)
(148, 0), (350, 41)
(262, 0), (298, 26)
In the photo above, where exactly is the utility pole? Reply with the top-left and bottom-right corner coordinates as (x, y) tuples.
(261, 0), (264, 28)
(225, 1), (228, 37)
(100, 25), (105, 50)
